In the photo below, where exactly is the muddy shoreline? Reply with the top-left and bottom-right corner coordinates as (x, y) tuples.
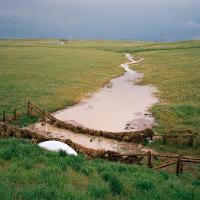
(28, 122), (155, 154)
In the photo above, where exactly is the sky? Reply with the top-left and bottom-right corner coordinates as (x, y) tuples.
(0, 0), (200, 41)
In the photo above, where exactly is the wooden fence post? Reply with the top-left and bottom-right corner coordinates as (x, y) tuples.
(180, 155), (183, 174)
(163, 135), (166, 144)
(27, 100), (30, 115)
(147, 151), (152, 168)
(13, 109), (17, 120)
(43, 111), (46, 123)
(3, 111), (5, 123)
(187, 135), (194, 146)
(176, 155), (182, 176)
(3, 123), (6, 132)
(2, 111), (6, 132)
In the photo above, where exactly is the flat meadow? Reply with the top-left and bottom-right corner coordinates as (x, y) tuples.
(0, 40), (200, 199)
(0, 39), (200, 152)
(0, 39), (124, 117)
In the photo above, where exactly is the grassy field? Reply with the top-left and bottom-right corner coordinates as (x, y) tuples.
(0, 138), (199, 200)
(125, 41), (200, 154)
(131, 41), (200, 134)
(0, 40), (124, 119)
(0, 40), (200, 198)
(0, 39), (200, 147)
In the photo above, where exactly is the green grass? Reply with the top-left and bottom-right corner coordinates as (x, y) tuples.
(129, 41), (200, 154)
(0, 138), (199, 200)
(0, 40), (124, 119)
(130, 41), (200, 134)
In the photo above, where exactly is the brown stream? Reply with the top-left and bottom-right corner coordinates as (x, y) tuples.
(29, 54), (158, 154)
(53, 54), (158, 132)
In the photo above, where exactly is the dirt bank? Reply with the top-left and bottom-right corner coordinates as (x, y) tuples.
(0, 122), (147, 164)
(27, 122), (156, 155)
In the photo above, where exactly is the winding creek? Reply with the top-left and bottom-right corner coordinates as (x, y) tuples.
(29, 54), (159, 154)
(53, 54), (158, 132)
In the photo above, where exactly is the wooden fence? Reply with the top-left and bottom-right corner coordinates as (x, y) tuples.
(1, 100), (200, 176)
(0, 121), (199, 176)
(161, 133), (195, 146)
(1, 109), (20, 123)
(144, 151), (200, 176)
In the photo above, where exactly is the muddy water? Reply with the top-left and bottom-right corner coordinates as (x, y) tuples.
(29, 123), (154, 154)
(53, 54), (158, 132)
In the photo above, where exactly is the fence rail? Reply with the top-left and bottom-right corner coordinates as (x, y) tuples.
(143, 151), (200, 176)
(162, 134), (195, 146)
(153, 161), (177, 170)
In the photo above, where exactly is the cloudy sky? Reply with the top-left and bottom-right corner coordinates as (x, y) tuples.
(0, 0), (200, 41)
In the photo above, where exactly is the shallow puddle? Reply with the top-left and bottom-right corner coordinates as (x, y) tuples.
(53, 54), (158, 132)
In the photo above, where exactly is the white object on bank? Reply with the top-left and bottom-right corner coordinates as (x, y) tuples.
(38, 140), (77, 156)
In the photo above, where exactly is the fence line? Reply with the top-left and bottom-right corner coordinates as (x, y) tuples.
(153, 161), (177, 170)
(144, 151), (200, 176)
(0, 121), (199, 176)
(0, 100), (200, 176)
(1, 109), (20, 123)
(162, 134), (195, 146)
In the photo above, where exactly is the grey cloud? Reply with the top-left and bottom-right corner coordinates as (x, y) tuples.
(0, 0), (200, 40)
(185, 20), (200, 29)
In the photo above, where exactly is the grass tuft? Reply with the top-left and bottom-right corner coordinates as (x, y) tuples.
(136, 179), (155, 191)
(101, 172), (123, 195)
